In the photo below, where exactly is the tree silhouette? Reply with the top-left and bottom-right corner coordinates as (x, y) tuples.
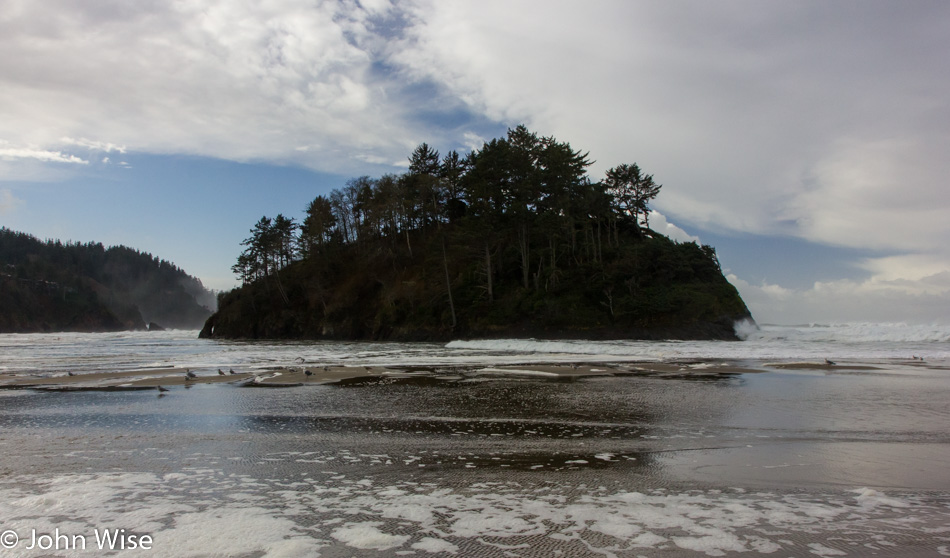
(604, 163), (662, 232)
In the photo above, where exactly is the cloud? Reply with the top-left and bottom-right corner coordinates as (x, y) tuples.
(390, 1), (950, 324)
(729, 254), (950, 324)
(0, 0), (439, 175)
(0, 188), (23, 215)
(781, 136), (950, 253)
(460, 131), (488, 154)
(61, 137), (127, 153)
(4, 0), (950, 326)
(0, 145), (88, 165)
(5, 1), (947, 229)
(394, 1), (950, 248)
(648, 211), (699, 244)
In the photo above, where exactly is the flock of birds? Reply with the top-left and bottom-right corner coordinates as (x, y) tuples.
(156, 363), (333, 394)
(145, 354), (928, 395)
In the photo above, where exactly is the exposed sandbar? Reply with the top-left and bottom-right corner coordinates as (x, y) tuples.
(0, 361), (767, 391)
(764, 362), (881, 371)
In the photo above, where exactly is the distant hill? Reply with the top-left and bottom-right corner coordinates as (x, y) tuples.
(0, 228), (215, 333)
(202, 127), (752, 341)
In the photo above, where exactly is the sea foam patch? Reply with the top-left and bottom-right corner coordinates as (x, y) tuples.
(1, 470), (947, 557)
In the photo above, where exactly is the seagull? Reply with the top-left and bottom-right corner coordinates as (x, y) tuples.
(185, 370), (197, 378)
(157, 385), (169, 392)
(824, 359), (837, 366)
(218, 369), (226, 376)
(294, 356), (305, 363)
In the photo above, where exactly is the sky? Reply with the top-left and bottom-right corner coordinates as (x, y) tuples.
(2, 0), (949, 325)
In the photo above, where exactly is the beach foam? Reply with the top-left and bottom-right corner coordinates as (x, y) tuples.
(4, 324), (950, 379)
(1, 470), (946, 557)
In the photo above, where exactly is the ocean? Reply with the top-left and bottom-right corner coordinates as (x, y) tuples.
(1, 323), (949, 557)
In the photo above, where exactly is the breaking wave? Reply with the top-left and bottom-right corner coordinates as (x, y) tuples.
(748, 322), (950, 344)
(446, 321), (950, 362)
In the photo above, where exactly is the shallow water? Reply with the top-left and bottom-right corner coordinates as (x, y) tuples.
(1, 328), (949, 556)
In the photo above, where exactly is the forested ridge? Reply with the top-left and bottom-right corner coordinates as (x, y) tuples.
(203, 127), (752, 341)
(0, 228), (215, 332)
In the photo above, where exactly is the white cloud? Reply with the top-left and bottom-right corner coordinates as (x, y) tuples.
(0, 0), (425, 175)
(0, 188), (22, 215)
(0, 146), (88, 165)
(729, 254), (950, 324)
(648, 211), (699, 244)
(4, 2), (947, 234)
(460, 131), (487, 154)
(394, 1), (950, 259)
(857, 254), (950, 286)
(61, 137), (127, 153)
(4, 0), (950, 325)
(782, 136), (950, 253)
(390, 1), (950, 324)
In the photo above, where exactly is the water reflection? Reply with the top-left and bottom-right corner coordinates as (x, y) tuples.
(2, 369), (949, 490)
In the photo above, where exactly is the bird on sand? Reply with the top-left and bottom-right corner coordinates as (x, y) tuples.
(157, 385), (169, 392)
(229, 368), (237, 374)
(67, 371), (76, 376)
(825, 359), (837, 366)
(218, 369), (226, 376)
(304, 369), (313, 377)
(185, 369), (197, 378)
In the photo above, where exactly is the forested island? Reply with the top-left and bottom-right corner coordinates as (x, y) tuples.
(203, 127), (752, 341)
(0, 228), (215, 332)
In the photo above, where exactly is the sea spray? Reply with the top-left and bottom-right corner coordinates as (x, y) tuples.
(3, 324), (950, 374)
(733, 318), (760, 340)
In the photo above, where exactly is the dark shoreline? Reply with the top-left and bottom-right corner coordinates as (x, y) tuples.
(199, 316), (749, 343)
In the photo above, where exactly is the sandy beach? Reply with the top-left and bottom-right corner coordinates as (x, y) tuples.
(2, 328), (950, 557)
(3, 356), (944, 393)
(0, 359), (791, 391)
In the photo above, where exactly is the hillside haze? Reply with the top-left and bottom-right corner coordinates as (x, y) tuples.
(203, 127), (752, 341)
(0, 228), (214, 333)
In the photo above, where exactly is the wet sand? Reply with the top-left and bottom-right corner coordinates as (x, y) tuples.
(0, 360), (776, 391)
(2, 360), (949, 557)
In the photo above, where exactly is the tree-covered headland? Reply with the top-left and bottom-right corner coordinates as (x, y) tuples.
(0, 228), (215, 332)
(203, 127), (752, 341)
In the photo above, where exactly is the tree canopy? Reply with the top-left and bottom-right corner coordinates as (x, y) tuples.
(209, 127), (750, 341)
(234, 126), (665, 287)
(0, 228), (214, 332)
